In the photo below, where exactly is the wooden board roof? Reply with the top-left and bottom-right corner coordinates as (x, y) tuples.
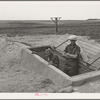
(51, 34), (100, 70)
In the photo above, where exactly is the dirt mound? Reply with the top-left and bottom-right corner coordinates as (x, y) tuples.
(0, 37), (61, 93)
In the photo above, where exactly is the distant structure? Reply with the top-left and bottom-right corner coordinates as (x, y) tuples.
(87, 18), (100, 20)
(51, 17), (62, 34)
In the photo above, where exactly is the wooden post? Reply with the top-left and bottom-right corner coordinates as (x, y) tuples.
(51, 17), (61, 34)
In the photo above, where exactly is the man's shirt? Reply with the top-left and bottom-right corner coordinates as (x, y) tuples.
(64, 44), (80, 56)
(64, 43), (81, 67)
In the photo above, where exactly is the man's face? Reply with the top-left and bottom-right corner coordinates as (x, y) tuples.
(71, 40), (76, 45)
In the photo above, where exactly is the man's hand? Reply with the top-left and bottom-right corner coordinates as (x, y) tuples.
(66, 53), (71, 56)
(62, 52), (70, 58)
(62, 52), (77, 58)
(50, 45), (55, 50)
(66, 53), (77, 58)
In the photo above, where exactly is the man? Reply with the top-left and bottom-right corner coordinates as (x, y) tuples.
(45, 48), (59, 68)
(44, 48), (53, 62)
(62, 35), (81, 76)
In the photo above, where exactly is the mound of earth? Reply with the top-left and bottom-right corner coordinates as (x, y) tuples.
(0, 37), (61, 93)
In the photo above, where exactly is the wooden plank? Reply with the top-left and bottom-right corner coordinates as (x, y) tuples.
(78, 42), (99, 53)
(78, 42), (100, 54)
(79, 46), (100, 55)
(78, 65), (91, 74)
(79, 67), (91, 72)
(77, 41), (89, 62)
(79, 40), (100, 51)
(90, 59), (100, 70)
(79, 64), (91, 72)
(79, 64), (91, 71)
(79, 38), (100, 48)
(78, 68), (90, 74)
(81, 47), (99, 55)
(84, 52), (93, 59)
(82, 48), (98, 56)
(88, 52), (100, 64)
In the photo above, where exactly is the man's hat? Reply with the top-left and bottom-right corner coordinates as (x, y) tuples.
(68, 35), (77, 41)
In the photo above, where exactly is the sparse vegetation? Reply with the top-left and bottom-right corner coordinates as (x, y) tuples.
(0, 20), (100, 40)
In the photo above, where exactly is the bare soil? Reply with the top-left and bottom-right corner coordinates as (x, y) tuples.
(0, 36), (61, 93)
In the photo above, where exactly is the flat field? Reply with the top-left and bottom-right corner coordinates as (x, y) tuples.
(0, 20), (100, 40)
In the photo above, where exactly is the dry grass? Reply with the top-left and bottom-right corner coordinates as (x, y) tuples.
(0, 20), (100, 40)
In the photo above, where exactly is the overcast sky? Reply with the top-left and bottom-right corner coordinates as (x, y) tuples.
(0, 1), (100, 20)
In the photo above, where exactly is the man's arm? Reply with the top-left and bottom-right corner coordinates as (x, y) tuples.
(67, 46), (80, 59)
(66, 53), (78, 58)
(62, 52), (77, 58)
(62, 45), (71, 58)
(63, 46), (80, 59)
(62, 52), (71, 58)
